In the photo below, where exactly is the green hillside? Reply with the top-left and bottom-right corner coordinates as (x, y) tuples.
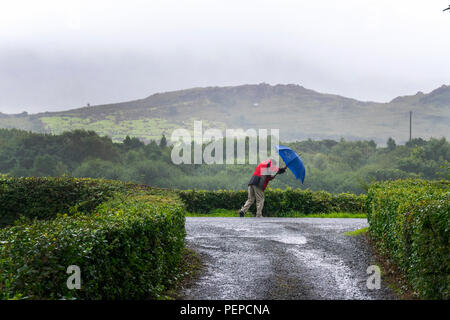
(1, 83), (449, 143)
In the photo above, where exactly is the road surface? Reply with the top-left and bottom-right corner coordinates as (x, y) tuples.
(181, 217), (395, 300)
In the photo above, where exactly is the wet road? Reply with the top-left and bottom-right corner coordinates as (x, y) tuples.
(181, 217), (395, 300)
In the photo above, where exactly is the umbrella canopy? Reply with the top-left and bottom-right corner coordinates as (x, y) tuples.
(275, 145), (305, 183)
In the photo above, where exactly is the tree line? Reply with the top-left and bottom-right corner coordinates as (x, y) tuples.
(0, 128), (448, 194)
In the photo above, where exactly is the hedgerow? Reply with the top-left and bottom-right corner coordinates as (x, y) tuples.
(0, 177), (185, 299)
(178, 188), (366, 215)
(366, 179), (449, 299)
(0, 176), (129, 227)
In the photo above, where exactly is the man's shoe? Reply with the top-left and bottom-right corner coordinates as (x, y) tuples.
(239, 210), (245, 217)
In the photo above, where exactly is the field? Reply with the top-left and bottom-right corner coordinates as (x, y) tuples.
(39, 115), (226, 143)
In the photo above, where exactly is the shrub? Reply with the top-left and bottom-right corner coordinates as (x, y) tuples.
(178, 187), (366, 216)
(366, 179), (449, 299)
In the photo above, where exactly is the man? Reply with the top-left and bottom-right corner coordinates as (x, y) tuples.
(239, 159), (286, 217)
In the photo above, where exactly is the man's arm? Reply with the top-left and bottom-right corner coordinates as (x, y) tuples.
(266, 166), (286, 182)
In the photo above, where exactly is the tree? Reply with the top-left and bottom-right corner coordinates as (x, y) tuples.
(123, 135), (144, 151)
(387, 137), (396, 151)
(159, 134), (167, 148)
(32, 154), (58, 176)
(144, 140), (162, 159)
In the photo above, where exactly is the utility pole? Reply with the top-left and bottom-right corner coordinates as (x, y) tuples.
(409, 111), (412, 142)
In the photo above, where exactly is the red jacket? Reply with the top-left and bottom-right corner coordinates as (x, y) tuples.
(248, 159), (279, 191)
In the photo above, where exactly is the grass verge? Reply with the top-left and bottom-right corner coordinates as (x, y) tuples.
(185, 209), (366, 218)
(344, 227), (413, 299)
(364, 233), (418, 300)
(162, 248), (204, 300)
(344, 227), (369, 236)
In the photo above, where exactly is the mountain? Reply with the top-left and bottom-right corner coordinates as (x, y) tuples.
(1, 83), (449, 144)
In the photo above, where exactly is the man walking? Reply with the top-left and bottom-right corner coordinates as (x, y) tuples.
(239, 159), (286, 217)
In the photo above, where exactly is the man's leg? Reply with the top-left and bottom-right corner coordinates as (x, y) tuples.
(240, 186), (255, 216)
(253, 186), (265, 217)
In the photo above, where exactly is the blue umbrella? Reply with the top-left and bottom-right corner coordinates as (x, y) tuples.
(275, 145), (305, 183)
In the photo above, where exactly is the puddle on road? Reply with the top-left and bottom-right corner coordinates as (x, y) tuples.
(186, 234), (307, 245)
(271, 235), (307, 245)
(186, 222), (308, 246)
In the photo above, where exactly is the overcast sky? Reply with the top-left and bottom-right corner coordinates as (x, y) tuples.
(0, 0), (449, 114)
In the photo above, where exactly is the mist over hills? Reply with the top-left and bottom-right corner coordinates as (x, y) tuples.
(1, 83), (449, 144)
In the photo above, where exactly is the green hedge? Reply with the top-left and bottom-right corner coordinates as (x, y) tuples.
(0, 178), (186, 300)
(178, 188), (366, 215)
(366, 179), (449, 299)
(0, 176), (128, 227)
